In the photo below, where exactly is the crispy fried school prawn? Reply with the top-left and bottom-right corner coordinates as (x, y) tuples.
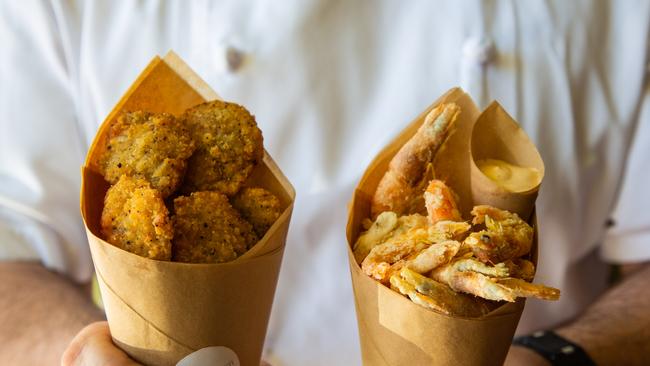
(464, 205), (534, 263)
(431, 258), (559, 302)
(392, 267), (493, 317)
(405, 240), (462, 274)
(353, 213), (429, 264)
(371, 103), (460, 218)
(425, 179), (463, 225)
(503, 258), (536, 281)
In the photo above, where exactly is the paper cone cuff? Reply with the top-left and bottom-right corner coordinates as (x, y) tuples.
(346, 88), (540, 365)
(80, 52), (295, 366)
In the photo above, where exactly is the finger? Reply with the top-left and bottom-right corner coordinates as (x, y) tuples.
(61, 321), (140, 366)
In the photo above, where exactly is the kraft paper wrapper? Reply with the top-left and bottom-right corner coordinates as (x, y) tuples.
(80, 52), (295, 366)
(346, 88), (541, 365)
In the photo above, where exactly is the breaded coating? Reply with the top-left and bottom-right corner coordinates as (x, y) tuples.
(392, 267), (493, 317)
(99, 111), (195, 198)
(100, 175), (173, 260)
(231, 187), (282, 238)
(352, 211), (399, 264)
(180, 100), (264, 196)
(172, 191), (258, 263)
(361, 232), (431, 284)
(431, 259), (560, 302)
(424, 179), (462, 225)
(405, 240), (461, 274)
(503, 258), (536, 281)
(464, 205), (534, 263)
(371, 103), (460, 218)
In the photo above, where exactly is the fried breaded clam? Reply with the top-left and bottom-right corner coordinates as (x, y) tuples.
(100, 175), (173, 260)
(181, 100), (264, 196)
(231, 187), (282, 238)
(172, 191), (258, 263)
(99, 111), (195, 198)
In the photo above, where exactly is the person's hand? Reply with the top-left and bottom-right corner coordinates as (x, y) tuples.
(503, 345), (550, 366)
(62, 321), (273, 366)
(61, 321), (140, 366)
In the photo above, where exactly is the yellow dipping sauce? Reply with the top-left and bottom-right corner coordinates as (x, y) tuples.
(476, 159), (541, 192)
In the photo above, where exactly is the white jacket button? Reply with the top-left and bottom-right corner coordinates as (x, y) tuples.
(462, 37), (495, 66)
(215, 43), (247, 73)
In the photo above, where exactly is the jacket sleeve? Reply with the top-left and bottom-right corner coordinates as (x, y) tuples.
(0, 0), (93, 282)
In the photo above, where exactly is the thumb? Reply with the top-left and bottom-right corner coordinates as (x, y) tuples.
(61, 321), (140, 366)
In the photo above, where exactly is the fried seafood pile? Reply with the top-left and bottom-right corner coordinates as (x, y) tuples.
(356, 179), (559, 316)
(355, 103), (559, 317)
(98, 101), (282, 263)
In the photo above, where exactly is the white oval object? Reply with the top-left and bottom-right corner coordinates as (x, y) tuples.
(176, 346), (240, 366)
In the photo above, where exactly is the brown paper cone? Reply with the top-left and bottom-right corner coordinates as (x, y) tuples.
(80, 52), (295, 366)
(470, 101), (544, 220)
(346, 88), (540, 366)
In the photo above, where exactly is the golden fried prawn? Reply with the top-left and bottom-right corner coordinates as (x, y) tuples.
(353, 211), (399, 264)
(449, 258), (509, 277)
(360, 219), (467, 283)
(353, 213), (429, 264)
(390, 272), (454, 314)
(99, 111), (195, 198)
(361, 232), (430, 283)
(396, 268), (492, 317)
(424, 179), (462, 225)
(405, 240), (461, 274)
(358, 210), (472, 281)
(100, 175), (173, 260)
(172, 191), (258, 263)
(431, 260), (559, 302)
(371, 103), (461, 218)
(503, 258), (536, 281)
(465, 205), (534, 263)
(431, 266), (517, 302)
(495, 278), (560, 301)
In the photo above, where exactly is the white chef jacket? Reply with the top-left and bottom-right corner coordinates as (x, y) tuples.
(1, 1), (649, 365)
